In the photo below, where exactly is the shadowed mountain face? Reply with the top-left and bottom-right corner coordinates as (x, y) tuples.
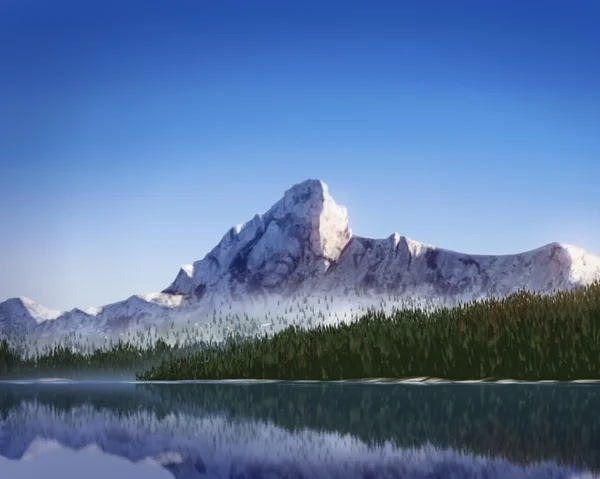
(1, 179), (599, 345)
(0, 382), (599, 479)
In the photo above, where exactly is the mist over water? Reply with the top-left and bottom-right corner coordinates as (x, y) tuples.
(0, 381), (598, 479)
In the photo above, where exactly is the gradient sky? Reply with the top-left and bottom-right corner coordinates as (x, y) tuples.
(1, 0), (599, 311)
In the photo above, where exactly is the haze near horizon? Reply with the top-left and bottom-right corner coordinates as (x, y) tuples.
(1, 0), (598, 311)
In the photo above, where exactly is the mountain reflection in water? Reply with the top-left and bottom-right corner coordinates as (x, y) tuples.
(0, 381), (598, 479)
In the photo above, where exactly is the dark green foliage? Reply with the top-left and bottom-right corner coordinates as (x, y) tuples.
(0, 338), (184, 379)
(138, 281), (600, 381)
(0, 338), (21, 375)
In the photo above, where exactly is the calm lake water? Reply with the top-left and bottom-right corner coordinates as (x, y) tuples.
(0, 381), (598, 479)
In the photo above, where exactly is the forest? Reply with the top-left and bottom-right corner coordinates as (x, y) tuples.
(1, 281), (599, 381)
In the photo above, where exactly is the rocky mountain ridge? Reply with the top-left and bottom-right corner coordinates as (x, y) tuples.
(1, 179), (599, 349)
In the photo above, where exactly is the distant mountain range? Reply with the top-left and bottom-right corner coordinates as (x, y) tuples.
(2, 179), (599, 349)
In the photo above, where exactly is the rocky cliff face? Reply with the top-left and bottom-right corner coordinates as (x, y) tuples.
(322, 235), (580, 299)
(1, 179), (599, 348)
(163, 179), (352, 299)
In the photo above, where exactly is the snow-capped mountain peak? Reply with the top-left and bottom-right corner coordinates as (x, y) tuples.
(0, 297), (61, 328)
(164, 179), (352, 298)
(1, 179), (599, 349)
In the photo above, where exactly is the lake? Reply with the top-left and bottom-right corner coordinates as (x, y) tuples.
(0, 381), (598, 478)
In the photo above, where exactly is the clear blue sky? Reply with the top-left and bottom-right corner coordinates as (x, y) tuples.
(1, 0), (599, 311)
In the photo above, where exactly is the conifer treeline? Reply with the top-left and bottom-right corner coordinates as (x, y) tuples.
(138, 281), (600, 381)
(2, 281), (599, 381)
(0, 338), (190, 378)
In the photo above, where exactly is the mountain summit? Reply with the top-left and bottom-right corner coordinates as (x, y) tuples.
(1, 179), (600, 348)
(164, 179), (351, 299)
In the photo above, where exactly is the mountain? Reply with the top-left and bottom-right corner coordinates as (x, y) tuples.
(1, 179), (600, 350)
(163, 179), (351, 298)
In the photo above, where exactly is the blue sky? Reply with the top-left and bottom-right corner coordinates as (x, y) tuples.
(1, 0), (599, 311)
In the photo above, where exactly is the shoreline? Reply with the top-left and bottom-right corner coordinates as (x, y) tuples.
(340, 377), (600, 384)
(2, 377), (600, 384)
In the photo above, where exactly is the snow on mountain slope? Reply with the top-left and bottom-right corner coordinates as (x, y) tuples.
(0, 298), (62, 336)
(163, 179), (351, 298)
(323, 236), (587, 300)
(1, 178), (599, 349)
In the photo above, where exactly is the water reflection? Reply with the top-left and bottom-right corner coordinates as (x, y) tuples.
(0, 381), (598, 478)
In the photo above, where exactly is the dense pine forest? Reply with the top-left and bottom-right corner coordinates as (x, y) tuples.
(1, 281), (599, 381)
